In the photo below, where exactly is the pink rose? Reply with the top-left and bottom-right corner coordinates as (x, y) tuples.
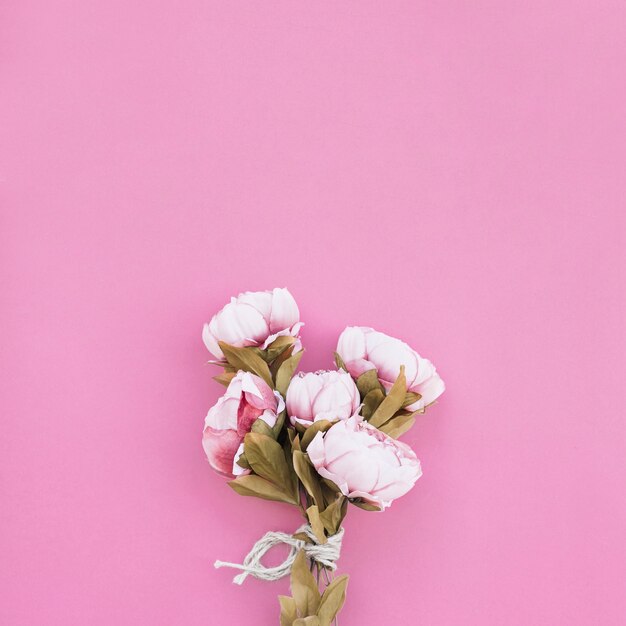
(202, 371), (284, 477)
(286, 370), (360, 427)
(337, 326), (445, 411)
(307, 416), (422, 510)
(202, 287), (303, 360)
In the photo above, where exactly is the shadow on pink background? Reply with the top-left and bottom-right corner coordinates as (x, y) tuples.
(1, 2), (625, 624)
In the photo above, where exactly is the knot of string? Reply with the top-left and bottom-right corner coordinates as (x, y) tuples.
(214, 524), (344, 585)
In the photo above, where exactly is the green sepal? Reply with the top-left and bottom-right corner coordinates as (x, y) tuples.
(218, 341), (273, 388)
(275, 350), (304, 396)
(272, 409), (286, 439)
(350, 498), (382, 512)
(250, 418), (275, 438)
(333, 352), (347, 372)
(213, 371), (236, 387)
(402, 390), (422, 408)
(235, 452), (250, 470)
(368, 366), (407, 428)
(300, 420), (332, 451)
(319, 478), (341, 508)
(265, 335), (296, 362)
(355, 369), (385, 398)
(360, 389), (384, 420)
(270, 344), (295, 378)
(293, 420), (308, 436)
(288, 429), (302, 452)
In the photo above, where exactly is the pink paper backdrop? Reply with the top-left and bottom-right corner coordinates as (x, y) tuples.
(1, 2), (625, 624)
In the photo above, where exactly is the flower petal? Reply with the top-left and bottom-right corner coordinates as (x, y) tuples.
(269, 288), (300, 333)
(202, 428), (242, 477)
(337, 326), (367, 362)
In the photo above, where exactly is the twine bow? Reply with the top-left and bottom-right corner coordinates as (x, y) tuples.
(214, 524), (344, 585)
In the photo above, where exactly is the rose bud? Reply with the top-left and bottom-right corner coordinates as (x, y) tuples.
(286, 370), (360, 427)
(202, 287), (302, 360)
(337, 326), (445, 411)
(202, 371), (284, 477)
(307, 416), (422, 510)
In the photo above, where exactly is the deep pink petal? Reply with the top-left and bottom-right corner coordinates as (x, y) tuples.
(236, 397), (263, 435)
(202, 428), (242, 477)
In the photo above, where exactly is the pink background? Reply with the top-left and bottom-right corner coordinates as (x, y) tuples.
(1, 2), (625, 625)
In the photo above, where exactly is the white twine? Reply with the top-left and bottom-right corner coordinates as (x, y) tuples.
(214, 524), (344, 585)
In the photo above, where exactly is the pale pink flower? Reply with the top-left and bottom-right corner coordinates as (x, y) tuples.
(307, 416), (422, 510)
(286, 370), (360, 427)
(336, 326), (445, 411)
(202, 371), (284, 476)
(202, 288), (302, 360)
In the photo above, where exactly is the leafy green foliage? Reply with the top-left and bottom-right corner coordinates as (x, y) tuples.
(218, 341), (274, 387)
(369, 365), (407, 428)
(279, 550), (349, 626)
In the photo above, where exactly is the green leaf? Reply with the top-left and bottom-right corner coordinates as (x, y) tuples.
(320, 477), (340, 492)
(293, 618), (320, 626)
(213, 371), (236, 387)
(282, 435), (299, 497)
(218, 341), (274, 387)
(276, 351), (304, 396)
(279, 595), (298, 626)
(355, 369), (385, 398)
(301, 420), (332, 451)
(265, 335), (296, 361)
(378, 413), (416, 438)
(333, 352), (347, 372)
(293, 420), (307, 436)
(288, 430), (302, 452)
(350, 498), (381, 512)
(291, 550), (321, 617)
(244, 433), (294, 494)
(293, 451), (324, 509)
(228, 475), (298, 505)
(235, 452), (250, 470)
(319, 496), (347, 536)
(369, 366), (407, 428)
(270, 344), (295, 378)
(250, 418), (275, 438)
(319, 478), (341, 508)
(272, 409), (286, 439)
(317, 575), (349, 626)
(360, 389), (385, 420)
(285, 431), (303, 499)
(306, 505), (327, 544)
(402, 390), (422, 408)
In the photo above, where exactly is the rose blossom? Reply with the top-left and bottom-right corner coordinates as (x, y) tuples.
(336, 326), (445, 411)
(202, 287), (302, 360)
(307, 416), (422, 510)
(286, 370), (360, 427)
(202, 371), (284, 477)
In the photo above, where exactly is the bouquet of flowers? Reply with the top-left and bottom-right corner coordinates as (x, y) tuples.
(202, 288), (445, 625)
